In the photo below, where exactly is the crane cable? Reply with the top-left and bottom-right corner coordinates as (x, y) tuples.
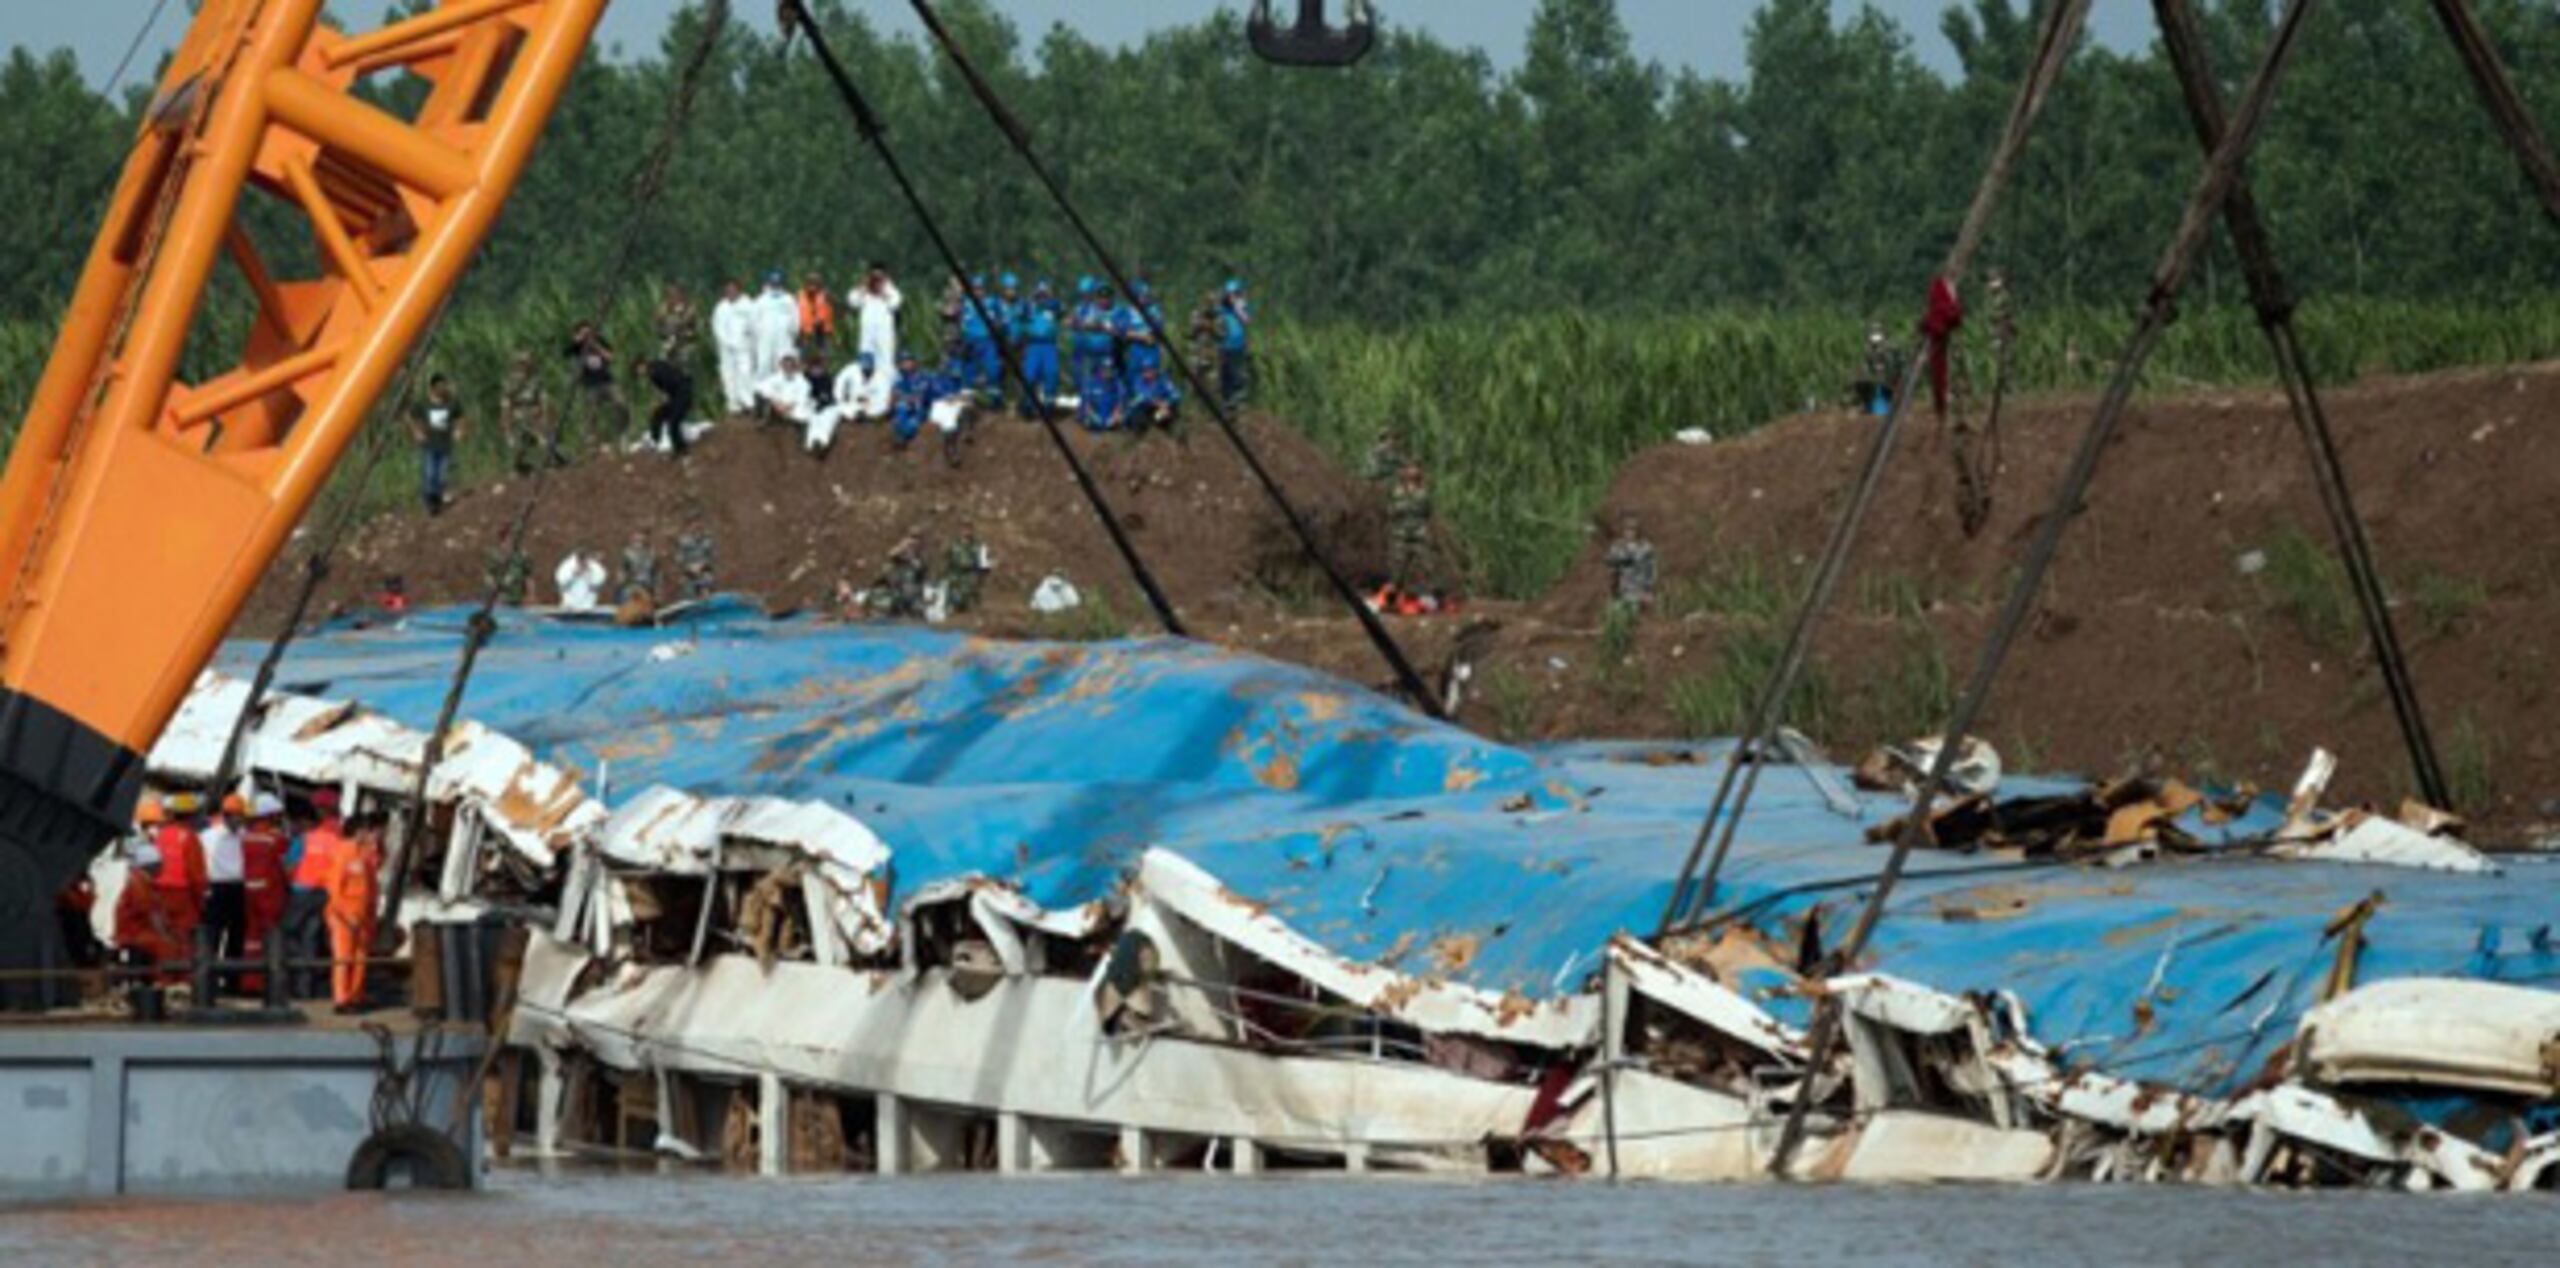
(777, 0), (1186, 638)
(1657, 0), (2094, 939)
(900, 0), (1445, 719)
(379, 0), (737, 925)
(1766, 0), (2321, 1179)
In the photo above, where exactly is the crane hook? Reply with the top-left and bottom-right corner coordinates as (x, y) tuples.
(1248, 0), (1376, 69)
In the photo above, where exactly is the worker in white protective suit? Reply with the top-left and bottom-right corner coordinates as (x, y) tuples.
(751, 271), (799, 384)
(711, 279), (756, 414)
(808, 353), (875, 456)
(555, 550), (608, 612)
(848, 264), (902, 419)
(756, 354), (832, 457)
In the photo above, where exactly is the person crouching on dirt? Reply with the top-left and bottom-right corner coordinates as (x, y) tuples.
(890, 353), (935, 449)
(1078, 365), (1126, 433)
(924, 362), (972, 468)
(1605, 517), (1658, 617)
(619, 531), (661, 608)
(869, 532), (930, 620)
(756, 353), (818, 445)
(1127, 364), (1181, 435)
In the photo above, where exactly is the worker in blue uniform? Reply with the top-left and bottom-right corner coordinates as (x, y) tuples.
(1218, 278), (1254, 409)
(1078, 361), (1125, 433)
(890, 352), (933, 447)
(1128, 363), (1182, 435)
(1073, 281), (1118, 405)
(1116, 279), (1164, 396)
(1019, 280), (1063, 420)
(959, 274), (996, 404)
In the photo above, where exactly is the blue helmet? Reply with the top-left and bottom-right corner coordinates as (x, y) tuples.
(970, 273), (987, 288)
(1000, 272), (1020, 291)
(1077, 275), (1097, 296)
(1034, 278), (1053, 295)
(1225, 278), (1245, 294)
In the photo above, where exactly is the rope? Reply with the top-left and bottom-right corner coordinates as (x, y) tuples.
(2428, 0), (2560, 226)
(1658, 0), (2095, 938)
(2155, 0), (2450, 810)
(1770, 0), (2324, 1178)
(381, 0), (736, 923)
(211, 296), (457, 800)
(902, 0), (1444, 718)
(778, 0), (1186, 638)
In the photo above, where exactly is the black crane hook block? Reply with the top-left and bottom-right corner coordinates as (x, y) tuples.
(1249, 0), (1376, 68)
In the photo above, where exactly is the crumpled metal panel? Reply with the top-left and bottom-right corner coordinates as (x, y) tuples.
(152, 670), (600, 865)
(220, 602), (2560, 1099)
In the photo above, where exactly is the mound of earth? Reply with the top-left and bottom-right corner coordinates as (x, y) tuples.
(244, 363), (2560, 835)
(243, 411), (1392, 633)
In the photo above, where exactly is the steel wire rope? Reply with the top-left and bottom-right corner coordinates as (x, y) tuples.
(380, 0), (738, 925)
(1657, 0), (2096, 939)
(1767, 0), (2323, 1178)
(900, 0), (1446, 717)
(776, 0), (1186, 637)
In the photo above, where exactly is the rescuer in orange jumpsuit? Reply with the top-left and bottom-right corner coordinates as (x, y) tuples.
(325, 814), (385, 1013)
(285, 789), (345, 998)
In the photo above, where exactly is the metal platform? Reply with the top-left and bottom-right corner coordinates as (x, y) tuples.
(0, 1014), (482, 1199)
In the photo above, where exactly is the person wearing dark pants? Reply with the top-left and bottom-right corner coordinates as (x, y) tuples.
(409, 375), (466, 515)
(647, 359), (694, 457)
(1217, 279), (1254, 411)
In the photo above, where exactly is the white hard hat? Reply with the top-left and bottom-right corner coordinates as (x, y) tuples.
(252, 792), (286, 819)
(131, 839), (162, 868)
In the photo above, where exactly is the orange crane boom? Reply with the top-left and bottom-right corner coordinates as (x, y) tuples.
(0, 0), (608, 998)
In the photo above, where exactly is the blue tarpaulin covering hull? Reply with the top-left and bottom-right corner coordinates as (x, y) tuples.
(227, 602), (2560, 1095)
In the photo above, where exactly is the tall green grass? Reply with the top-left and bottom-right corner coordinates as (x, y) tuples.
(5, 292), (2559, 592)
(1261, 296), (2560, 596)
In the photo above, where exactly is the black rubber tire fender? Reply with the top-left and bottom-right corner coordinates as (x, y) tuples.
(345, 1123), (472, 1191)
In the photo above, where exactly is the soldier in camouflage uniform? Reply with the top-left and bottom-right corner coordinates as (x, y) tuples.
(675, 527), (718, 601)
(647, 284), (702, 457)
(483, 545), (532, 607)
(1362, 428), (1407, 485)
(1604, 517), (1657, 617)
(868, 531), (929, 620)
(499, 350), (560, 473)
(618, 530), (661, 607)
(941, 525), (991, 615)
(1387, 462), (1433, 595)
(1187, 290), (1223, 384)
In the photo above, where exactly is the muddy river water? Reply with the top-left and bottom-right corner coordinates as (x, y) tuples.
(7, 1166), (2557, 1265)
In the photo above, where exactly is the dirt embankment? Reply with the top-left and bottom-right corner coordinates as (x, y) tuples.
(248, 364), (2560, 835)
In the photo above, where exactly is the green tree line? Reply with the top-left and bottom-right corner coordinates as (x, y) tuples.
(4, 0), (2558, 326)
